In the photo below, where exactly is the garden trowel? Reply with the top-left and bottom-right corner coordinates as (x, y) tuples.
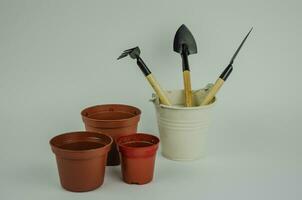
(173, 24), (197, 107)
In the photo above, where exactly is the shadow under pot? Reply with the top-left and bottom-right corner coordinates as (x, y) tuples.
(50, 131), (112, 192)
(117, 133), (160, 185)
(81, 104), (141, 166)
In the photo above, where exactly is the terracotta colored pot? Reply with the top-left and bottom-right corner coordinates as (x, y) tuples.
(50, 131), (112, 192)
(117, 133), (160, 185)
(81, 104), (141, 166)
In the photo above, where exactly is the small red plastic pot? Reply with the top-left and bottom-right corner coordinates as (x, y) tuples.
(50, 131), (112, 192)
(117, 133), (160, 185)
(81, 104), (141, 166)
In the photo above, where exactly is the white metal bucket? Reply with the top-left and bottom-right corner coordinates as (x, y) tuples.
(150, 84), (216, 161)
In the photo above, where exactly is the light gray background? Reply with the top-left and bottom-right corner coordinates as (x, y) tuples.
(0, 0), (301, 199)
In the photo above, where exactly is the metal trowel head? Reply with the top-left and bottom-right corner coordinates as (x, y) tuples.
(173, 24), (197, 55)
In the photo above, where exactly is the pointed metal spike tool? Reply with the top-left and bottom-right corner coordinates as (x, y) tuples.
(230, 27), (253, 65)
(118, 46), (172, 106)
(200, 28), (253, 106)
(173, 24), (197, 107)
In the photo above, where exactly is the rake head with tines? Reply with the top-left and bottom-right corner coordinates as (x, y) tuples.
(117, 46), (172, 106)
(117, 46), (141, 60)
(117, 46), (151, 76)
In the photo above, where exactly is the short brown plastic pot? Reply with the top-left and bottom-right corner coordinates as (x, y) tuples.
(117, 133), (160, 185)
(81, 104), (141, 166)
(50, 131), (112, 192)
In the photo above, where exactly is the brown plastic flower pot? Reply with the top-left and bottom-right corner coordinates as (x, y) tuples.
(117, 133), (160, 185)
(50, 131), (112, 192)
(81, 104), (141, 166)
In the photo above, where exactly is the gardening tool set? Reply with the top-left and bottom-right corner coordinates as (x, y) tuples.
(50, 25), (252, 192)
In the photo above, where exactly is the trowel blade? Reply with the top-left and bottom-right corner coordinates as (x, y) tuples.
(173, 24), (197, 55)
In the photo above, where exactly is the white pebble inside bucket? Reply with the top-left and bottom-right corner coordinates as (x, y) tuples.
(150, 84), (216, 161)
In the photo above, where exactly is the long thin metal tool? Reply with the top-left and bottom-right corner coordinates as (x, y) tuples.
(200, 28), (253, 106)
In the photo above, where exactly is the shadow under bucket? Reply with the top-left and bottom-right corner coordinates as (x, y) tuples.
(150, 84), (216, 161)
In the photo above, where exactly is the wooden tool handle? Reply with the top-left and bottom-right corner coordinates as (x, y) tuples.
(146, 74), (172, 106)
(200, 78), (224, 106)
(183, 70), (193, 107)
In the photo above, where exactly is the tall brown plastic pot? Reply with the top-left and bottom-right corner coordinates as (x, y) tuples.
(50, 131), (112, 192)
(81, 104), (141, 166)
(117, 133), (160, 185)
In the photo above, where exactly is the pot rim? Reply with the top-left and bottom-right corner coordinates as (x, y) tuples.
(158, 97), (216, 110)
(151, 96), (216, 110)
(81, 104), (141, 123)
(150, 86), (217, 110)
(117, 133), (160, 151)
(50, 131), (113, 154)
